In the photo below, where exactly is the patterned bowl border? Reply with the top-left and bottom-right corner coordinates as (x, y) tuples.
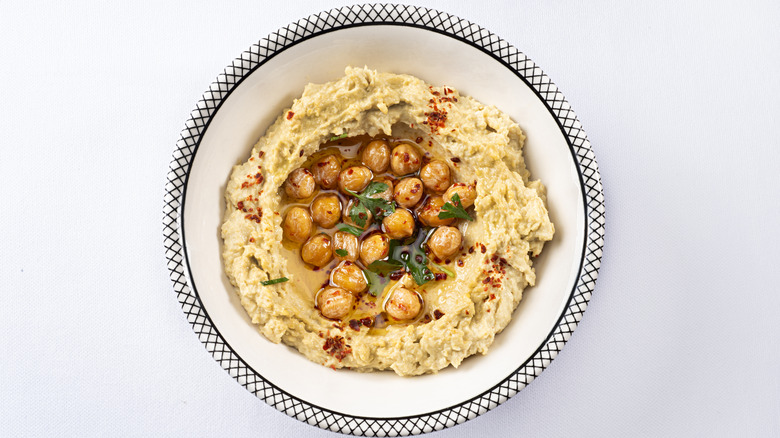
(163, 3), (604, 436)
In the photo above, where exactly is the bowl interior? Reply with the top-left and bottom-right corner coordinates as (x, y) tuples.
(182, 25), (584, 418)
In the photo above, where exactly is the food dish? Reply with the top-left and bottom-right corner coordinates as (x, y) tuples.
(163, 4), (604, 435)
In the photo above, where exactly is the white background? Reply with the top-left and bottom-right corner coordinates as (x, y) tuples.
(1, 1), (778, 436)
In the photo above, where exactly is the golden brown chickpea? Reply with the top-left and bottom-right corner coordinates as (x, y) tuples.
(442, 182), (477, 209)
(419, 160), (451, 193)
(382, 209), (416, 240)
(390, 144), (422, 176)
(317, 286), (354, 320)
(393, 177), (424, 208)
(338, 166), (373, 194)
(361, 139), (391, 173)
(369, 176), (394, 202)
(416, 196), (455, 227)
(284, 168), (316, 199)
(282, 207), (313, 243)
(428, 226), (462, 260)
(385, 287), (422, 320)
(343, 199), (373, 230)
(311, 154), (341, 189)
(310, 194), (341, 229)
(300, 233), (333, 267)
(360, 234), (390, 266)
(330, 261), (368, 294)
(333, 231), (359, 262)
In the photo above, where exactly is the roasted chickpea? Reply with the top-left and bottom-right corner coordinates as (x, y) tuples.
(343, 199), (373, 230)
(284, 168), (316, 199)
(311, 154), (341, 189)
(330, 261), (368, 294)
(419, 160), (451, 193)
(301, 233), (333, 267)
(361, 139), (391, 173)
(282, 207), (313, 243)
(360, 234), (390, 266)
(443, 182), (477, 209)
(310, 194), (341, 228)
(385, 287), (422, 320)
(390, 144), (422, 176)
(333, 231), (359, 262)
(317, 286), (354, 320)
(393, 177), (424, 208)
(370, 176), (394, 202)
(338, 165), (373, 193)
(417, 196), (455, 227)
(428, 226), (462, 260)
(382, 209), (415, 240)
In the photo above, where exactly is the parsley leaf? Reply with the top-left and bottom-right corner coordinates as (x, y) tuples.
(363, 269), (388, 297)
(335, 249), (348, 257)
(368, 259), (404, 273)
(438, 193), (474, 221)
(346, 182), (396, 222)
(261, 277), (288, 286)
(348, 202), (370, 227)
(336, 223), (363, 236)
(329, 133), (348, 141)
(405, 233), (435, 285)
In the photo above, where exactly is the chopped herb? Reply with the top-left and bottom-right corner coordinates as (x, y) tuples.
(363, 269), (387, 297)
(438, 193), (474, 221)
(336, 223), (363, 237)
(368, 259), (404, 273)
(346, 182), (396, 221)
(261, 277), (288, 286)
(348, 202), (370, 227)
(335, 249), (348, 257)
(430, 261), (455, 277)
(330, 133), (348, 141)
(406, 232), (436, 285)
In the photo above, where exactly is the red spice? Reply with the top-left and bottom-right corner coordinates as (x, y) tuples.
(237, 201), (244, 210)
(482, 277), (491, 284)
(244, 213), (262, 223)
(389, 271), (404, 281)
(299, 149), (304, 157)
(433, 309), (445, 320)
(258, 151), (264, 158)
(490, 294), (496, 300)
(468, 247), (474, 254)
(415, 136), (423, 143)
(249, 237), (255, 243)
(286, 111), (294, 120)
(480, 244), (487, 254)
(323, 335), (351, 360)
(348, 320), (362, 331)
(491, 254), (498, 262)
(457, 260), (464, 267)
(434, 272), (447, 281)
(450, 157), (461, 163)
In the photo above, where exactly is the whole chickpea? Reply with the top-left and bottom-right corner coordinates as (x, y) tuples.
(282, 207), (313, 243)
(360, 234), (390, 266)
(310, 194), (341, 228)
(393, 177), (424, 208)
(427, 226), (462, 260)
(416, 196), (455, 227)
(333, 231), (359, 262)
(317, 287), (354, 320)
(419, 160), (451, 193)
(361, 139), (391, 173)
(311, 154), (341, 189)
(385, 287), (422, 320)
(284, 168), (316, 199)
(382, 209), (416, 240)
(338, 166), (373, 194)
(300, 233), (333, 267)
(330, 261), (368, 294)
(343, 199), (373, 230)
(390, 144), (422, 176)
(442, 182), (477, 209)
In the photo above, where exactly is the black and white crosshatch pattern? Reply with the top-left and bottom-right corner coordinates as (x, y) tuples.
(162, 4), (605, 436)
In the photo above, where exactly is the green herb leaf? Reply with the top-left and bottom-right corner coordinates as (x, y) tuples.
(329, 133), (348, 141)
(348, 202), (369, 227)
(430, 261), (455, 277)
(261, 277), (289, 286)
(335, 249), (348, 257)
(367, 259), (404, 274)
(346, 182), (396, 221)
(336, 223), (363, 236)
(438, 193), (474, 221)
(363, 269), (387, 297)
(407, 236), (435, 285)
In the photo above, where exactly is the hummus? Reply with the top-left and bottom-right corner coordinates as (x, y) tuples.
(221, 67), (554, 376)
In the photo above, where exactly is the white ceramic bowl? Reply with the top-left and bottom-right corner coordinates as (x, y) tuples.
(163, 4), (604, 436)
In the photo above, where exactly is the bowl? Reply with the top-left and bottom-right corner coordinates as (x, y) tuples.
(163, 4), (604, 435)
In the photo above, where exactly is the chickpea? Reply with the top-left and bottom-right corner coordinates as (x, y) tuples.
(330, 261), (368, 294)
(382, 209), (415, 240)
(343, 199), (373, 230)
(416, 196), (455, 227)
(419, 160), (451, 193)
(385, 287), (422, 320)
(428, 226), (462, 260)
(282, 207), (313, 243)
(317, 286), (355, 320)
(361, 139), (391, 173)
(390, 144), (422, 176)
(300, 233), (333, 267)
(370, 176), (394, 202)
(310, 194), (341, 228)
(311, 154), (341, 189)
(360, 234), (390, 266)
(338, 166), (373, 194)
(284, 168), (316, 199)
(393, 177), (424, 208)
(333, 231), (359, 262)
(443, 182), (477, 209)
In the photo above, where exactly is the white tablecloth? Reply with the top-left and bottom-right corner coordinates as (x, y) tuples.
(2, 1), (779, 436)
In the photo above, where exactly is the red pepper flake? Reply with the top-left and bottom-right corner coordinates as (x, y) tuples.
(415, 136), (423, 143)
(433, 309), (445, 320)
(249, 237), (255, 243)
(258, 151), (265, 158)
(468, 247), (475, 254)
(457, 260), (464, 267)
(450, 157), (461, 163)
(482, 277), (491, 284)
(348, 319), (362, 331)
(323, 335), (351, 360)
(237, 201), (244, 210)
(389, 271), (404, 281)
(249, 157), (254, 161)
(480, 244), (487, 254)
(299, 149), (304, 157)
(491, 254), (498, 262)
(244, 213), (262, 223)
(286, 111), (294, 120)
(486, 309), (490, 313)
(434, 272), (447, 281)
(499, 257), (508, 266)
(490, 294), (496, 300)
